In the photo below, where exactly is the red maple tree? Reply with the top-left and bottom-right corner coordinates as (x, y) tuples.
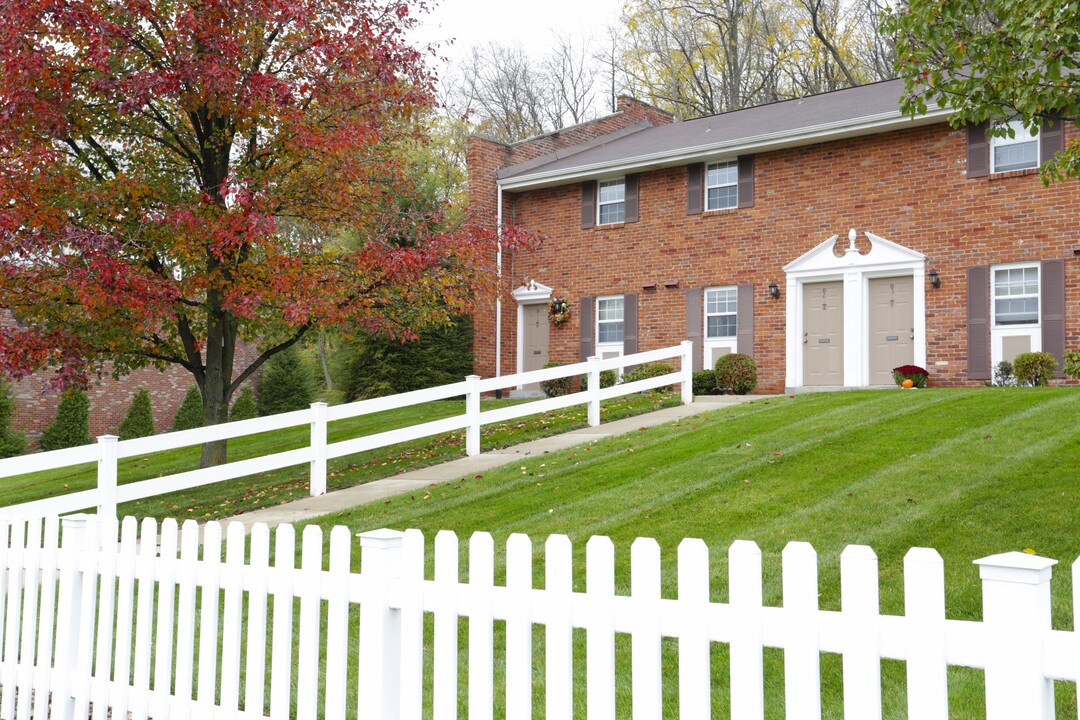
(0, 0), (527, 464)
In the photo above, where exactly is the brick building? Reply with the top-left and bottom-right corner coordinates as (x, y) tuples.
(467, 80), (1079, 393)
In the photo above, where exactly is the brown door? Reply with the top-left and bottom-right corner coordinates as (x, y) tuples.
(522, 303), (549, 389)
(868, 277), (914, 384)
(803, 281), (844, 386)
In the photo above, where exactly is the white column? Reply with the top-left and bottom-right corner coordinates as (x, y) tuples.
(357, 529), (405, 720)
(842, 270), (863, 387)
(974, 551), (1057, 720)
(96, 435), (119, 520)
(587, 357), (601, 427)
(309, 402), (328, 496)
(465, 375), (481, 456)
(680, 340), (694, 404)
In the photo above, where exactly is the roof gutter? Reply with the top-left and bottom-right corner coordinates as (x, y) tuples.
(497, 106), (954, 191)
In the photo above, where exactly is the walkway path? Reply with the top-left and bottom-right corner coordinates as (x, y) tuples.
(232, 394), (773, 530)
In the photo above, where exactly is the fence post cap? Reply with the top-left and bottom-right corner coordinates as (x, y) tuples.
(96, 434), (119, 443)
(310, 401), (328, 408)
(61, 512), (94, 527)
(974, 551), (1057, 584)
(465, 374), (481, 380)
(357, 527), (405, 548)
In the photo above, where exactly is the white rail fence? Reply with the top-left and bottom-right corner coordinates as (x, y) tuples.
(0, 516), (1077, 720)
(0, 343), (693, 521)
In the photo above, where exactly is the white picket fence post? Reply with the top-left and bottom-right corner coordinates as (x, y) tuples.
(309, 402), (328, 496)
(97, 435), (119, 520)
(53, 514), (90, 720)
(465, 374), (481, 456)
(975, 552), (1058, 720)
(357, 528), (405, 720)
(680, 340), (694, 404)
(587, 355), (601, 427)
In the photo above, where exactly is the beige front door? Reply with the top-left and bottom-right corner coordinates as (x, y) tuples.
(868, 276), (914, 384)
(803, 281), (844, 386)
(522, 303), (549, 389)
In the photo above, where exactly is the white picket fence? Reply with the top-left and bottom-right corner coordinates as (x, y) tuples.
(0, 343), (693, 521)
(0, 515), (1076, 720)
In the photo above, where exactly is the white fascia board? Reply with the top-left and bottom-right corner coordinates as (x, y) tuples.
(498, 107), (953, 191)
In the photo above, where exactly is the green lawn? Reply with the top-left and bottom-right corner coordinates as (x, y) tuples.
(1, 392), (679, 521)
(309, 388), (1080, 719)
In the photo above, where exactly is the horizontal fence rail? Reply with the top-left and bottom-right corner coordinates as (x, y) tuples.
(0, 342), (694, 521)
(0, 518), (1076, 720)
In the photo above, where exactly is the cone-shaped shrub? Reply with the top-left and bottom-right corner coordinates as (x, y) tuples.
(172, 385), (205, 431)
(117, 387), (155, 440)
(229, 386), (258, 421)
(39, 389), (92, 450)
(0, 380), (26, 458)
(257, 346), (314, 416)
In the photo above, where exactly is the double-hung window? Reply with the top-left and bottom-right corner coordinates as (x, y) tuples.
(990, 120), (1039, 173)
(597, 179), (625, 225)
(705, 161), (738, 211)
(705, 287), (737, 338)
(596, 296), (625, 345)
(992, 264), (1039, 326)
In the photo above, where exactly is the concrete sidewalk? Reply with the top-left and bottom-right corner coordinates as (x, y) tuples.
(231, 394), (773, 530)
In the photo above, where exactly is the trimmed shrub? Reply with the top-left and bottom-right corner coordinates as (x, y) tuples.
(692, 370), (718, 396)
(0, 379), (26, 458)
(715, 353), (757, 395)
(539, 362), (572, 397)
(172, 385), (205, 431)
(1013, 352), (1058, 387)
(992, 360), (1015, 387)
(1064, 349), (1080, 380)
(622, 362), (674, 392)
(580, 369), (618, 391)
(117, 387), (155, 440)
(333, 318), (473, 401)
(39, 389), (92, 451)
(229, 386), (258, 421)
(258, 345), (315, 416)
(891, 364), (929, 388)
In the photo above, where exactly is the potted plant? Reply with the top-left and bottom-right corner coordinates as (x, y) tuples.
(892, 364), (929, 388)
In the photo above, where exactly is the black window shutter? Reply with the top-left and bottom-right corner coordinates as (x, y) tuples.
(579, 296), (595, 360)
(966, 266), (991, 379)
(686, 164), (703, 215)
(1040, 114), (1064, 165)
(967, 122), (989, 179)
(1041, 259), (1066, 378)
(623, 293), (639, 356)
(685, 288), (703, 372)
(736, 284), (755, 357)
(581, 181), (596, 230)
(737, 155), (755, 208)
(624, 174), (640, 223)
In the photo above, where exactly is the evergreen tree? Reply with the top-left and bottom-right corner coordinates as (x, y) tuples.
(171, 385), (205, 432)
(229, 386), (258, 421)
(117, 387), (155, 440)
(257, 346), (314, 416)
(0, 379), (26, 458)
(39, 389), (92, 451)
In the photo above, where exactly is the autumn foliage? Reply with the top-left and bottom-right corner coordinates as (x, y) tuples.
(0, 0), (530, 463)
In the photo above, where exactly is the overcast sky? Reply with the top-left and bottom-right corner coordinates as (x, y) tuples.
(410, 0), (623, 72)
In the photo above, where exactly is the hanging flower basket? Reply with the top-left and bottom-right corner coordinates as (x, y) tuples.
(548, 297), (571, 325)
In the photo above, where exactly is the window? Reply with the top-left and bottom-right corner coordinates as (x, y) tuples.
(991, 120), (1039, 173)
(705, 286), (737, 338)
(705, 161), (738, 211)
(596, 296), (624, 344)
(993, 265), (1039, 325)
(597, 179), (625, 225)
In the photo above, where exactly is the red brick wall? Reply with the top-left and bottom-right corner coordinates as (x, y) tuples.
(469, 120), (1080, 391)
(2, 315), (262, 446)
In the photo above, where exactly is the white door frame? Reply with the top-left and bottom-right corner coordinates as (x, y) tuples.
(784, 230), (927, 388)
(511, 280), (554, 389)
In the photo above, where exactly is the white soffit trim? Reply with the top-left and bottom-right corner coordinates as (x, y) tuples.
(499, 107), (953, 191)
(512, 280), (554, 303)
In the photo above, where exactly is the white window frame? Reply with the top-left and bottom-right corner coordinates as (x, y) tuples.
(595, 294), (625, 356)
(597, 178), (625, 226)
(703, 285), (738, 367)
(705, 161), (738, 211)
(991, 262), (1040, 327)
(990, 120), (1040, 173)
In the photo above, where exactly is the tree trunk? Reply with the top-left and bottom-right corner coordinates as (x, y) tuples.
(318, 330), (334, 391)
(199, 291), (234, 468)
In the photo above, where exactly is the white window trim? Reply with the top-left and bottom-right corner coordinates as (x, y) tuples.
(989, 120), (1040, 174)
(705, 161), (738, 211)
(703, 285), (738, 367)
(595, 294), (625, 355)
(596, 178), (626, 226)
(991, 262), (1040, 328)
